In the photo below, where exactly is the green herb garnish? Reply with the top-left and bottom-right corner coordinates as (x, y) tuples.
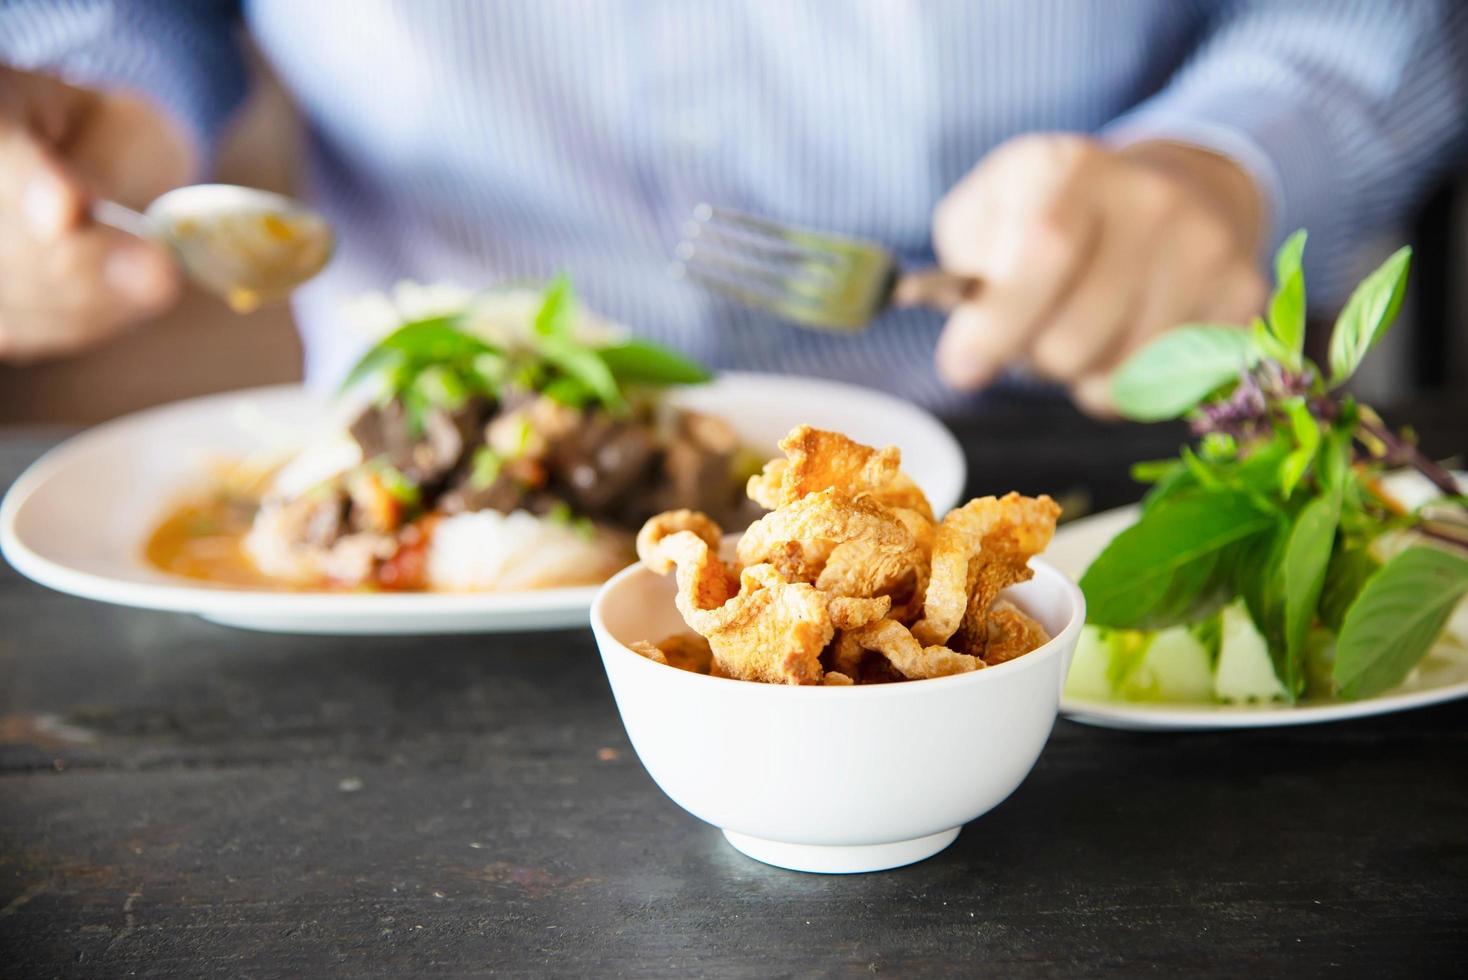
(469, 447), (503, 490)
(339, 278), (711, 417)
(572, 516), (596, 542)
(542, 499), (596, 541)
(375, 464), (421, 507)
(1084, 230), (1467, 702)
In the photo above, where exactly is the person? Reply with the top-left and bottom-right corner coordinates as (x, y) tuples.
(1, 1), (1464, 414)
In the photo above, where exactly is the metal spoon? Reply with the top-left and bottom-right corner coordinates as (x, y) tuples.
(92, 184), (334, 312)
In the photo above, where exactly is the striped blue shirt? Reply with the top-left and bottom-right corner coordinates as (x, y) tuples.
(4, 1), (1466, 409)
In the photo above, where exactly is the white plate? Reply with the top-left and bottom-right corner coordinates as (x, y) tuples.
(1048, 471), (1468, 730)
(0, 373), (965, 635)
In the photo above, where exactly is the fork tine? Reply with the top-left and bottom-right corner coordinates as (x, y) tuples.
(673, 260), (861, 330)
(677, 203), (899, 331)
(675, 238), (842, 296)
(697, 203), (871, 256)
(672, 240), (845, 302)
(687, 220), (845, 272)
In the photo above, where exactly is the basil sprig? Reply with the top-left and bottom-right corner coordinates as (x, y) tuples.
(339, 277), (711, 427)
(1086, 230), (1466, 701)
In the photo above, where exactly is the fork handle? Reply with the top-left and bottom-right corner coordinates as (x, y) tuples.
(890, 268), (982, 313)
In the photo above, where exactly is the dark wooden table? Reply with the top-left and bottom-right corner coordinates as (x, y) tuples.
(2, 401), (1465, 978)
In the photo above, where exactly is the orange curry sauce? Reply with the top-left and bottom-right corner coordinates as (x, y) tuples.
(144, 494), (281, 589)
(145, 492), (433, 591)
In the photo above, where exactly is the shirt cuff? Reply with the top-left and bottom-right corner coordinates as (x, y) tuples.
(0, 0), (246, 166)
(1102, 83), (1341, 278)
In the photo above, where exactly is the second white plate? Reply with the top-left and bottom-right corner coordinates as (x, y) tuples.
(1047, 471), (1468, 730)
(0, 372), (966, 635)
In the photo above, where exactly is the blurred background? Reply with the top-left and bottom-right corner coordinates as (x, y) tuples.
(0, 47), (304, 424)
(2, 31), (1466, 425)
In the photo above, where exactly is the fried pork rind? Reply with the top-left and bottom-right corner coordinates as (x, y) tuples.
(702, 564), (834, 684)
(636, 509), (725, 568)
(629, 640), (670, 665)
(630, 633), (717, 674)
(637, 428), (1058, 685)
(638, 527), (834, 684)
(983, 600), (1051, 665)
(847, 618), (981, 680)
(763, 538), (836, 584)
(747, 425), (933, 520)
(745, 459), (786, 511)
(636, 514), (737, 627)
(911, 492), (1060, 649)
(827, 630), (867, 677)
(738, 489), (924, 605)
(827, 594), (892, 630)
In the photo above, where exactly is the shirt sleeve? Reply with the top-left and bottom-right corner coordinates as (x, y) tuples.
(0, 0), (247, 164)
(1103, 0), (1468, 306)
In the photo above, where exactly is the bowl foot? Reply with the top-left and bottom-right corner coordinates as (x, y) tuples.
(721, 827), (960, 874)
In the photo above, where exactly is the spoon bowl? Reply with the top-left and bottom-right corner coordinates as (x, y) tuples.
(94, 184), (333, 311)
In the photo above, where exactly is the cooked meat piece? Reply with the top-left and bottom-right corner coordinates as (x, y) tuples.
(345, 393), (744, 533)
(437, 473), (530, 515)
(547, 416), (659, 515)
(348, 400), (415, 464)
(679, 409), (738, 454)
(348, 397), (490, 485)
(640, 435), (734, 522)
(410, 404), (478, 482)
(302, 491), (350, 548)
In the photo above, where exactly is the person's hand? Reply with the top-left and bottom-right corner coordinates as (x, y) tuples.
(0, 65), (195, 363)
(931, 134), (1268, 415)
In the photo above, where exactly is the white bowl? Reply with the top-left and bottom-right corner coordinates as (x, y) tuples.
(590, 558), (1085, 874)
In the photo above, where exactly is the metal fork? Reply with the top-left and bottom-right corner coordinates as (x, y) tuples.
(670, 203), (981, 331)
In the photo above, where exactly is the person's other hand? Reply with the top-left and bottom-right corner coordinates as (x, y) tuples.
(0, 65), (195, 363)
(932, 134), (1268, 415)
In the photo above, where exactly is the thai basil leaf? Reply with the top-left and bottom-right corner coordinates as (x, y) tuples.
(1278, 397), (1321, 498)
(1334, 545), (1468, 698)
(1303, 626), (1337, 699)
(533, 275), (576, 341)
(1188, 610), (1224, 668)
(540, 336), (626, 412)
(1131, 458), (1180, 484)
(1110, 324), (1260, 421)
(1252, 316), (1292, 366)
(1139, 460), (1196, 513)
(341, 344), (406, 397)
(1317, 427), (1352, 493)
(469, 447), (503, 490)
(1181, 446), (1225, 491)
(1081, 491), (1274, 629)
(1273, 228), (1308, 285)
(1232, 435), (1292, 496)
(1328, 246), (1411, 386)
(1267, 230), (1307, 370)
(1234, 515), (1288, 661)
(1319, 539), (1380, 633)
(399, 385), (430, 437)
(595, 339), (712, 385)
(541, 375), (593, 408)
(1277, 488), (1341, 696)
(1199, 432), (1238, 461)
(413, 364), (470, 409)
(339, 315), (493, 394)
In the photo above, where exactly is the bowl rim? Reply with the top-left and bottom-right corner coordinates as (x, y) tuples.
(590, 556), (1086, 699)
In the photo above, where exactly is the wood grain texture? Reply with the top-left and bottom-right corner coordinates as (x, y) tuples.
(2, 405), (1465, 978)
